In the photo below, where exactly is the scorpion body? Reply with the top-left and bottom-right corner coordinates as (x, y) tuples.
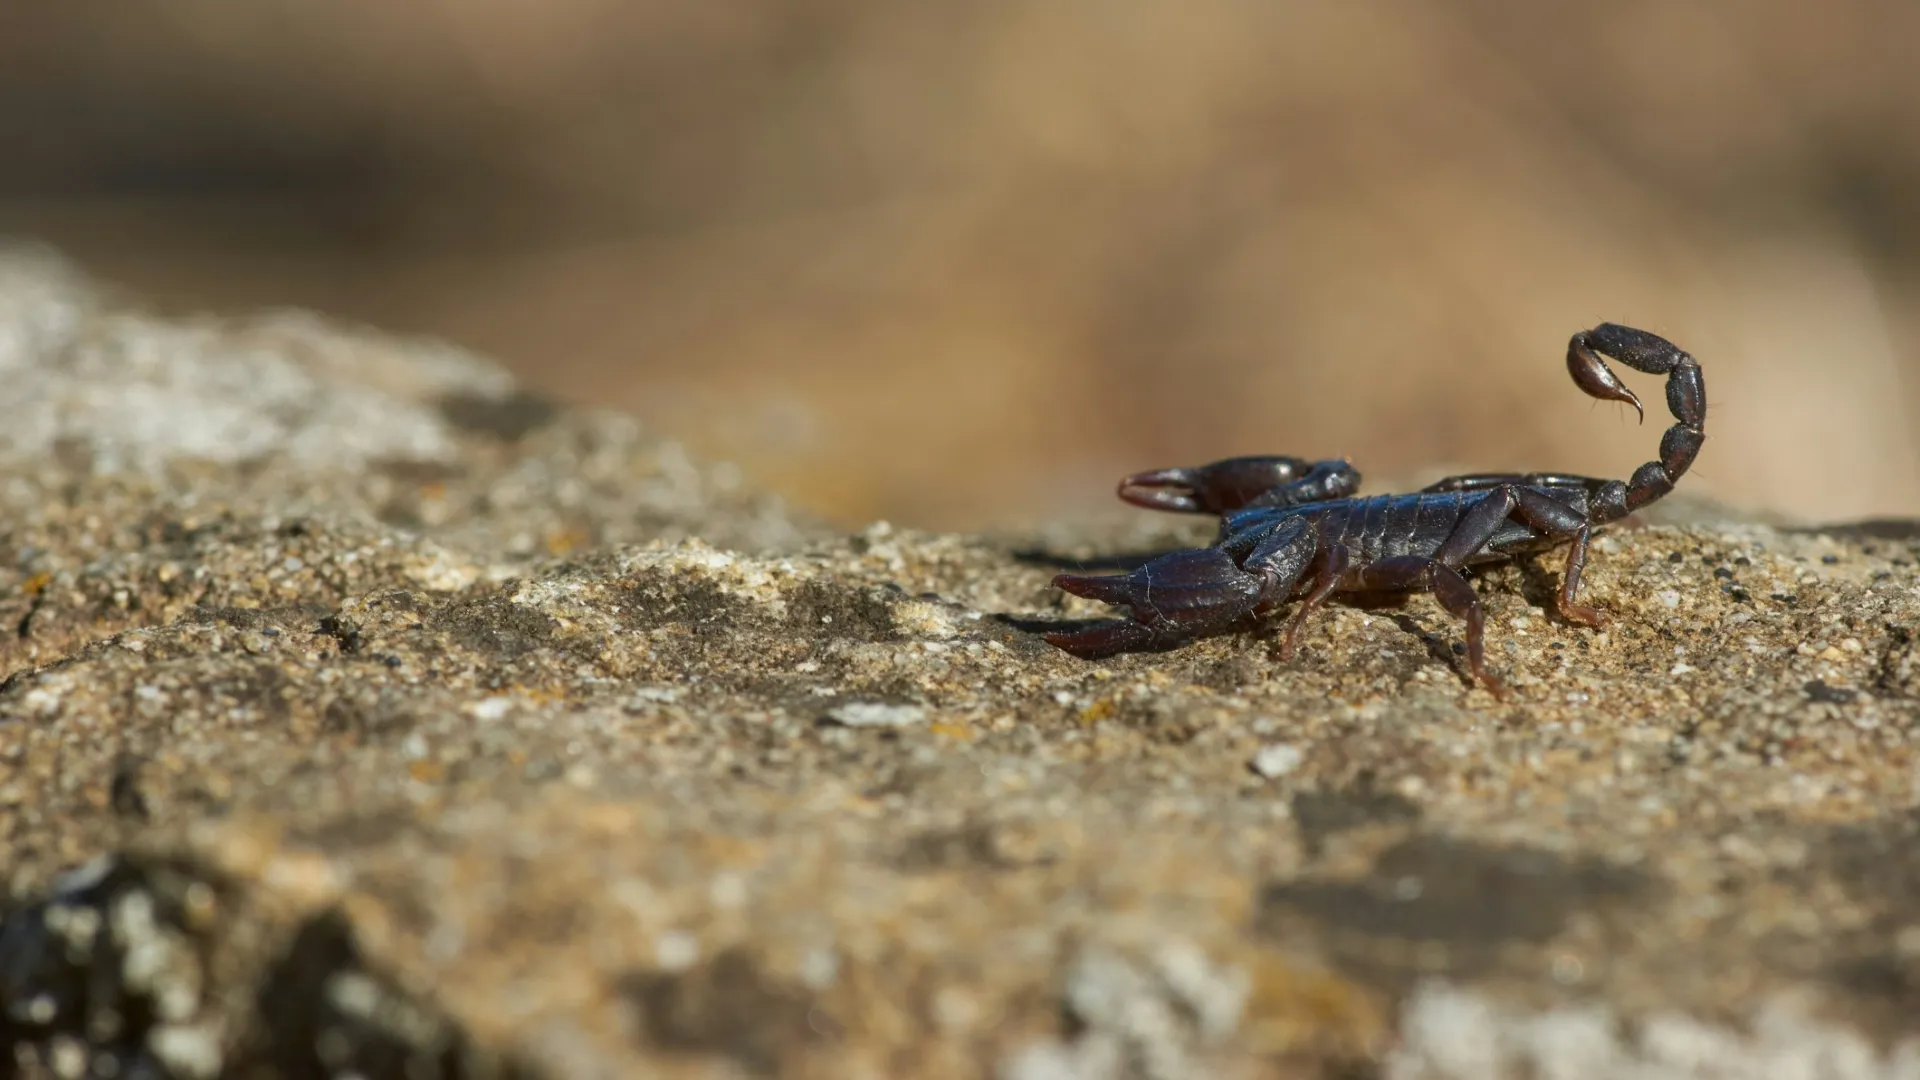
(1047, 323), (1705, 694)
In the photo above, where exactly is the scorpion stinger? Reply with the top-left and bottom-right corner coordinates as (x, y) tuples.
(1045, 323), (1706, 695)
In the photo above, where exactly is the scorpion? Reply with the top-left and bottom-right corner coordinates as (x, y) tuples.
(1046, 323), (1705, 695)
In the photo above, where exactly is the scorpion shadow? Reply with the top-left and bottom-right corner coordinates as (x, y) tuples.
(1008, 546), (1161, 574)
(1787, 518), (1920, 541)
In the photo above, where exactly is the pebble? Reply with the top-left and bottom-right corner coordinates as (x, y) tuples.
(827, 702), (928, 728)
(1249, 743), (1303, 779)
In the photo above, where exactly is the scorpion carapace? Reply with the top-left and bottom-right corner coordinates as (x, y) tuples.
(1047, 323), (1705, 694)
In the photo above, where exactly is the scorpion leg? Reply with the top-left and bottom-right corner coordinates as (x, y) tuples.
(1275, 542), (1350, 661)
(1119, 457), (1359, 514)
(1553, 524), (1604, 628)
(1408, 480), (1608, 685)
(1358, 555), (1504, 697)
(1048, 517), (1316, 658)
(1431, 484), (1607, 626)
(1421, 472), (1596, 494)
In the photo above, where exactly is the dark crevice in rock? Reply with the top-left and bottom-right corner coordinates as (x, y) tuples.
(0, 855), (538, 1080)
(253, 909), (536, 1080)
(620, 948), (829, 1076)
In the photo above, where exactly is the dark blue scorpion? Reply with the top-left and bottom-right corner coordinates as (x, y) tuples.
(1047, 324), (1705, 695)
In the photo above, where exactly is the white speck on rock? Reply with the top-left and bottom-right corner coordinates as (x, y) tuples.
(654, 930), (700, 972)
(1152, 941), (1247, 1042)
(708, 872), (749, 909)
(827, 702), (927, 728)
(626, 685), (684, 707)
(467, 696), (513, 721)
(1249, 744), (1303, 779)
(1386, 981), (1920, 1080)
(800, 947), (841, 990)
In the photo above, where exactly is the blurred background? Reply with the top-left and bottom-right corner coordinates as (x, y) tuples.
(4, 0), (1920, 529)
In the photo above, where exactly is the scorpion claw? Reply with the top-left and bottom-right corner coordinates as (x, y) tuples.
(1049, 548), (1268, 656)
(1051, 570), (1147, 609)
(1117, 456), (1360, 515)
(1052, 549), (1262, 617)
(1044, 619), (1162, 659)
(1116, 468), (1211, 514)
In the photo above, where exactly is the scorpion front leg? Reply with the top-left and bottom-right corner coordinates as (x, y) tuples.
(1275, 540), (1351, 660)
(1048, 516), (1318, 658)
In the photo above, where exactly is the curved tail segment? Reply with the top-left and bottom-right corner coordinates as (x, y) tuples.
(1565, 323), (1706, 524)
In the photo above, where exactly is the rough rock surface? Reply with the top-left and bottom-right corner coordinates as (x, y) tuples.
(2, 244), (1919, 1079)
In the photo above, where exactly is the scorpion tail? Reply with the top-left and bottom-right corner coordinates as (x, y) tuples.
(1567, 323), (1705, 523)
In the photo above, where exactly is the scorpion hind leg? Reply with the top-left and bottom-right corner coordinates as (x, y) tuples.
(1553, 524), (1605, 628)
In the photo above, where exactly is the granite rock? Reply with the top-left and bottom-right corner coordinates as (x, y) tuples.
(2, 246), (1919, 1078)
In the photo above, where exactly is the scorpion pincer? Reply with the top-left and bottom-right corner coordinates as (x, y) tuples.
(1046, 323), (1706, 695)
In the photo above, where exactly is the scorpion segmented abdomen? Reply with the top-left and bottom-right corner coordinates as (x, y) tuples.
(1375, 494), (1427, 560)
(1399, 492), (1468, 560)
(1362, 494), (1394, 559)
(1322, 493), (1442, 563)
(1331, 496), (1381, 560)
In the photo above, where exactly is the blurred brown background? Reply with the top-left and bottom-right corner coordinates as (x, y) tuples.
(5, 1), (1920, 529)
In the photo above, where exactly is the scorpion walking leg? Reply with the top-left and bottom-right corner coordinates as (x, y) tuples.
(1553, 525), (1603, 627)
(1509, 487), (1608, 626)
(1358, 555), (1502, 696)
(1379, 479), (1602, 689)
(1434, 484), (1605, 627)
(1276, 542), (1350, 661)
(1421, 472), (1598, 494)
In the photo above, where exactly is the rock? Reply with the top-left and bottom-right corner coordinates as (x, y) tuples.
(826, 701), (929, 728)
(2, 247), (1919, 1078)
(1248, 743), (1303, 779)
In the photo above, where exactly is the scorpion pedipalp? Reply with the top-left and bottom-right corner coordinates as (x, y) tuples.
(1116, 456), (1359, 515)
(1050, 516), (1317, 657)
